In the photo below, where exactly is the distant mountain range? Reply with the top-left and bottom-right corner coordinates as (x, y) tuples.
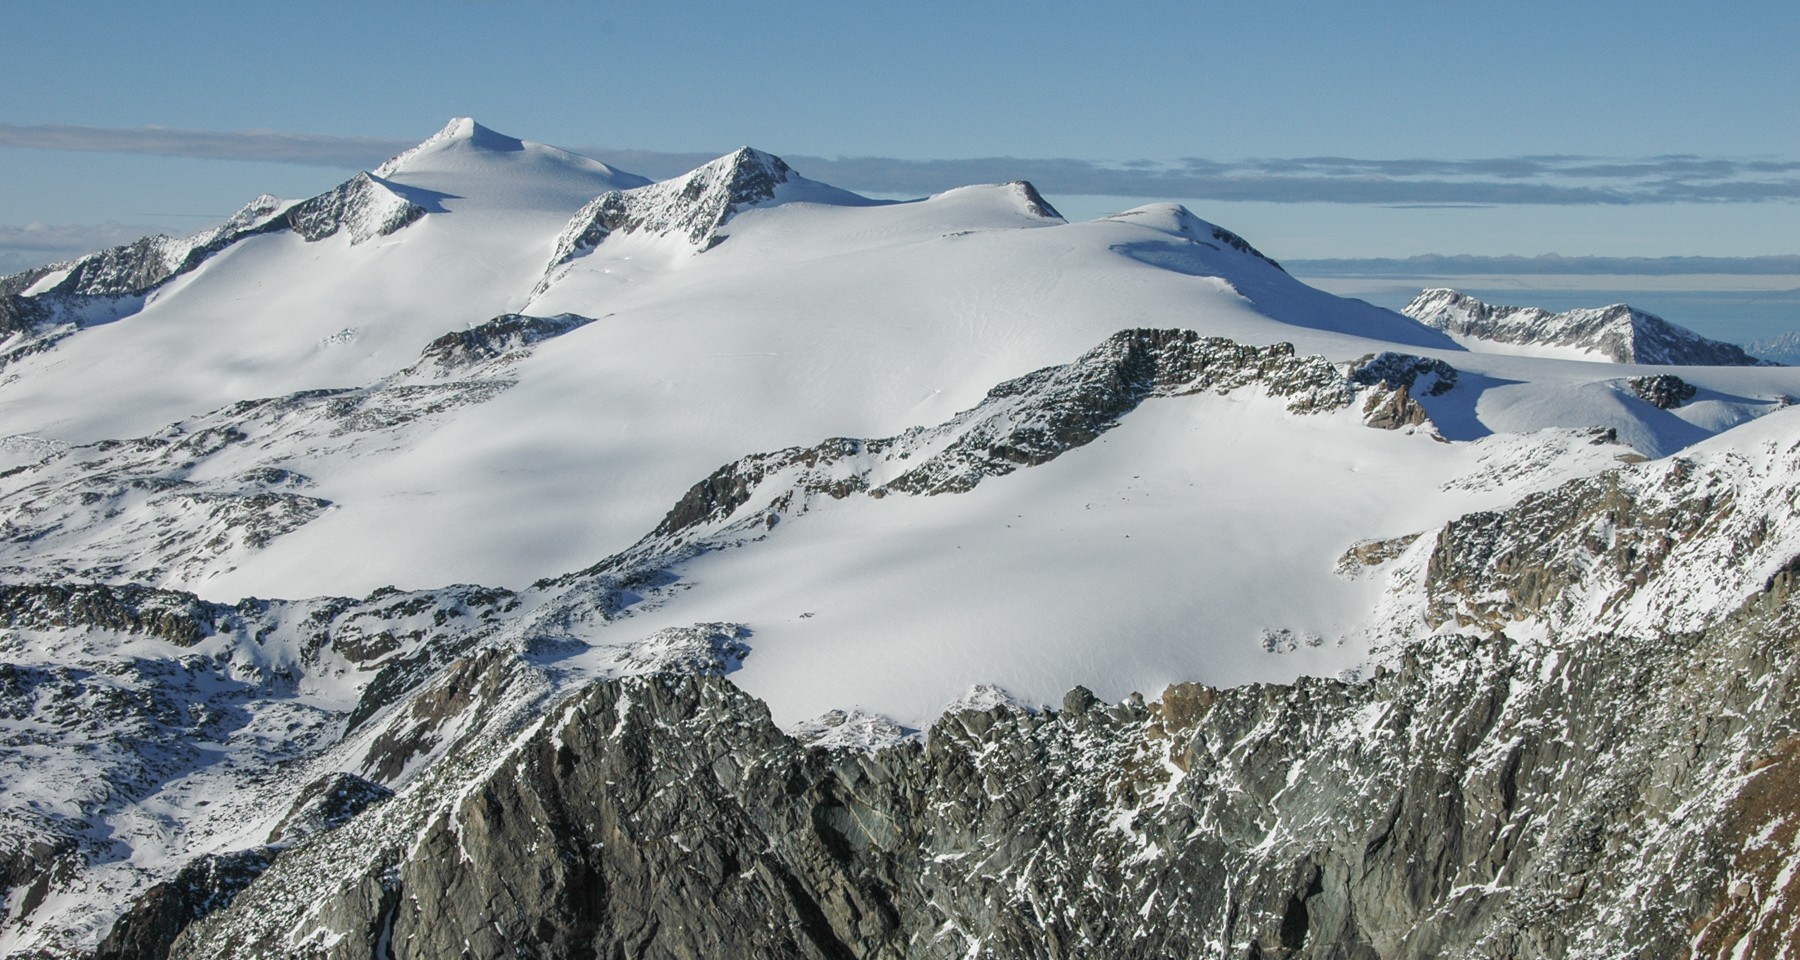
(1748, 330), (1800, 364)
(1402, 287), (1769, 365)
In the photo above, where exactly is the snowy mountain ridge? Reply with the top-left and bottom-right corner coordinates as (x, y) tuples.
(1748, 329), (1800, 365)
(535, 144), (882, 298)
(2, 118), (1800, 958)
(1403, 286), (1766, 365)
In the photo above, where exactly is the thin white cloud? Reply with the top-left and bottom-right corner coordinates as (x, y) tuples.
(3, 122), (1798, 208)
(0, 222), (170, 274)
(574, 149), (1800, 206)
(0, 122), (410, 168)
(1287, 253), (1800, 277)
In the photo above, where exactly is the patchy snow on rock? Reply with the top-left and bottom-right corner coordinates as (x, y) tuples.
(1404, 287), (1767, 366)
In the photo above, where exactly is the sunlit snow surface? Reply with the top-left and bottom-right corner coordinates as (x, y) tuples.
(2, 120), (1797, 696)
(7, 118), (1800, 953)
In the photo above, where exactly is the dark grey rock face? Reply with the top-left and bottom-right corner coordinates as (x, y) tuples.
(281, 173), (425, 246)
(1625, 373), (1698, 409)
(1208, 222), (1284, 271)
(170, 556), (1800, 958)
(412, 313), (595, 373)
(1005, 180), (1065, 220)
(1350, 353), (1458, 431)
(541, 146), (798, 282)
(1350, 352), (1458, 397)
(877, 330), (1354, 496)
(0, 289), (51, 338)
(93, 849), (276, 960)
(0, 833), (79, 939)
(0, 584), (229, 646)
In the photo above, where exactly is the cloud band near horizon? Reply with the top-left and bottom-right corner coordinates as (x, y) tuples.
(4, 121), (1800, 207)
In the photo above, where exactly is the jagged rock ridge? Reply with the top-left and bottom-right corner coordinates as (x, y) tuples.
(576, 331), (1440, 583)
(546, 146), (797, 264)
(1403, 287), (1765, 365)
(281, 173), (424, 246)
(168, 530), (1800, 958)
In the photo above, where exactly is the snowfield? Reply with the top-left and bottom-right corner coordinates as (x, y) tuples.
(3, 117), (1800, 955)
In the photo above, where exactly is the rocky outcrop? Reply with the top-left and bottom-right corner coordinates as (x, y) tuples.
(0, 195), (289, 362)
(171, 551), (1800, 958)
(626, 331), (1428, 558)
(546, 146), (794, 267)
(281, 173), (424, 246)
(1403, 288), (1765, 365)
(1412, 433), (1800, 638)
(1104, 203), (1286, 271)
(409, 312), (595, 375)
(93, 849), (277, 960)
(882, 332), (1351, 494)
(267, 773), (395, 846)
(0, 583), (230, 646)
(534, 145), (875, 294)
(0, 169), (425, 367)
(1004, 180), (1064, 220)
(1350, 353), (1457, 431)
(15, 195), (286, 303)
(1624, 373), (1697, 409)
(0, 282), (52, 338)
(581, 330), (1372, 567)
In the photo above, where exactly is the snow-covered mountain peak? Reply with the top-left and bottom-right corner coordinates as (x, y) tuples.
(223, 193), (287, 230)
(537, 147), (874, 282)
(1404, 287), (1765, 365)
(369, 118), (647, 214)
(1104, 203), (1283, 271)
(1002, 180), (1064, 220)
(710, 145), (792, 192)
(374, 116), (523, 177)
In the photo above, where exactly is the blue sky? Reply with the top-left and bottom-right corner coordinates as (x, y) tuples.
(2, 0), (1797, 273)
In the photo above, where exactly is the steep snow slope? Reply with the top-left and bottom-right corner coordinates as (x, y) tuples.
(200, 184), (1794, 600)
(613, 391), (1630, 728)
(174, 191), (1467, 599)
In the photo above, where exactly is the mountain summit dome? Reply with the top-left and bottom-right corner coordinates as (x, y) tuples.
(374, 117), (526, 177)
